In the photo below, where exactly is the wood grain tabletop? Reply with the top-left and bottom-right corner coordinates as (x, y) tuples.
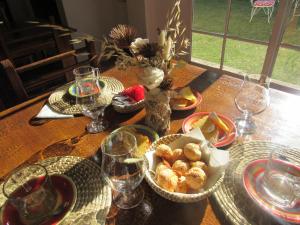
(1, 64), (300, 225)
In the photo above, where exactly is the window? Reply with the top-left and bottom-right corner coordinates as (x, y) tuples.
(192, 0), (300, 92)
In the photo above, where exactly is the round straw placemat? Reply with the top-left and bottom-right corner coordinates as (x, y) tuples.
(48, 76), (124, 115)
(0, 156), (112, 225)
(213, 141), (300, 225)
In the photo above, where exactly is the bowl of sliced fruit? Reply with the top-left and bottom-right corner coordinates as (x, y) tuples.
(111, 124), (159, 157)
(182, 112), (236, 148)
(170, 87), (202, 111)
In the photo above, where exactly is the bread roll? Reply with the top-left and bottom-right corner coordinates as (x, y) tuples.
(155, 162), (169, 175)
(190, 161), (209, 174)
(155, 144), (173, 161)
(172, 148), (185, 162)
(155, 168), (178, 192)
(186, 167), (207, 190)
(183, 143), (201, 161)
(172, 160), (190, 176)
(176, 176), (188, 193)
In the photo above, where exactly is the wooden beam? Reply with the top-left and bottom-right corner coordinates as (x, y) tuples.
(16, 50), (76, 73)
(25, 60), (90, 91)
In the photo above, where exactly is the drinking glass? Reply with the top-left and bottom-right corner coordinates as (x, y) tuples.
(74, 66), (107, 133)
(234, 74), (270, 135)
(258, 149), (300, 209)
(3, 164), (57, 224)
(101, 131), (147, 209)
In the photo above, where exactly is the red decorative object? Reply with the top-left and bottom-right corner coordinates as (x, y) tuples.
(122, 85), (145, 102)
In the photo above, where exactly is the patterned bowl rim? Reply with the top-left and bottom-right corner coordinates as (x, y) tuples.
(144, 134), (225, 202)
(112, 98), (145, 108)
(112, 99), (145, 113)
(111, 124), (159, 143)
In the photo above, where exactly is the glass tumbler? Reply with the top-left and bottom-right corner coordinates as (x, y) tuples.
(259, 149), (300, 209)
(3, 164), (57, 224)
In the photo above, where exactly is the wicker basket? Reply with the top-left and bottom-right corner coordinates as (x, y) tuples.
(144, 134), (225, 203)
(112, 99), (145, 113)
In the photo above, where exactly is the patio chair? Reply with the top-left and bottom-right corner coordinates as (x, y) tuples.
(250, 0), (276, 23)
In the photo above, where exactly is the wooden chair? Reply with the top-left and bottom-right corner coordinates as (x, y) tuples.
(0, 59), (28, 108)
(0, 16), (77, 74)
(0, 13), (101, 86)
(0, 39), (100, 109)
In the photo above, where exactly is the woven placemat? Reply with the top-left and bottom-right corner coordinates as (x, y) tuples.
(48, 76), (124, 115)
(213, 141), (300, 225)
(0, 156), (112, 225)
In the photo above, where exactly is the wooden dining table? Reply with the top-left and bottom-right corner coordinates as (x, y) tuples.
(1, 63), (300, 225)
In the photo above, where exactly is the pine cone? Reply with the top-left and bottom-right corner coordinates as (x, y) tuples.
(109, 24), (137, 49)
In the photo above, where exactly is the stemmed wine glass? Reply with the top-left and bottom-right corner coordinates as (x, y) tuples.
(74, 66), (107, 133)
(234, 74), (270, 135)
(101, 131), (147, 209)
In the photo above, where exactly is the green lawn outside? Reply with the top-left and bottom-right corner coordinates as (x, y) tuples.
(192, 0), (300, 86)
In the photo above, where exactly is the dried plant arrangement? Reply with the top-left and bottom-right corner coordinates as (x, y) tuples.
(102, 0), (190, 74)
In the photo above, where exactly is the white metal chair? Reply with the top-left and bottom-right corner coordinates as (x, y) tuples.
(250, 0), (276, 23)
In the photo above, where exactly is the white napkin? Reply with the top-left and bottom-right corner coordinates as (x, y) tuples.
(36, 104), (74, 119)
(186, 128), (229, 171)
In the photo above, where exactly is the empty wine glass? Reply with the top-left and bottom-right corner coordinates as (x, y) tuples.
(234, 74), (270, 135)
(101, 131), (147, 209)
(74, 66), (107, 133)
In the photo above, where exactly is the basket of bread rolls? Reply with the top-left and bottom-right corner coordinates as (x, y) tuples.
(144, 133), (226, 203)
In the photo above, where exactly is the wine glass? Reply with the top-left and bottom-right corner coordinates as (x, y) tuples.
(234, 74), (270, 135)
(74, 66), (107, 133)
(101, 131), (147, 209)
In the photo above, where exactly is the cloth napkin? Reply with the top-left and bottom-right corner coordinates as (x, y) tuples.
(36, 104), (74, 119)
(186, 128), (229, 171)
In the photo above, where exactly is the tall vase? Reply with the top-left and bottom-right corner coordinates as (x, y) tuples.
(144, 88), (171, 135)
